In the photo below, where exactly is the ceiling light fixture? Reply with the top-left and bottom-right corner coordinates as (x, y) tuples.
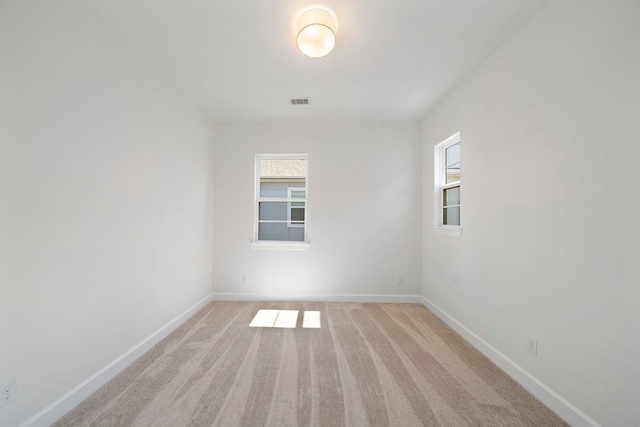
(296, 7), (336, 58)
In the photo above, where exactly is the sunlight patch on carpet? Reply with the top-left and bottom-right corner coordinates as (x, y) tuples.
(249, 309), (299, 328)
(274, 310), (299, 328)
(302, 311), (321, 328)
(249, 309), (280, 327)
(249, 310), (321, 328)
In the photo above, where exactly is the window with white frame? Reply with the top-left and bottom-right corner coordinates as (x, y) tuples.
(255, 155), (308, 243)
(287, 187), (306, 228)
(434, 132), (461, 235)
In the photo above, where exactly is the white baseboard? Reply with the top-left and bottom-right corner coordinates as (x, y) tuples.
(417, 295), (600, 427)
(21, 292), (596, 427)
(212, 292), (424, 304)
(21, 293), (214, 427)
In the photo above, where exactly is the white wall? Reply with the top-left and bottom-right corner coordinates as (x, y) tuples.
(213, 122), (422, 299)
(0, 1), (214, 425)
(422, 1), (640, 426)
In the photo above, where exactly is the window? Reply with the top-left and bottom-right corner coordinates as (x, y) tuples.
(434, 132), (462, 236)
(254, 155), (308, 247)
(287, 187), (306, 228)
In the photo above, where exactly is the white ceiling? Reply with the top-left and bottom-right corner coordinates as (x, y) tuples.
(85, 0), (546, 121)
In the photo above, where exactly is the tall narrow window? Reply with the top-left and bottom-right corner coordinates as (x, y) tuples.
(434, 132), (461, 235)
(255, 155), (308, 243)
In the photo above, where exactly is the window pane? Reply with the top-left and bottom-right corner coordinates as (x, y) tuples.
(258, 202), (306, 222)
(259, 202), (288, 221)
(446, 143), (460, 184)
(290, 189), (305, 207)
(260, 185), (286, 198)
(259, 159), (307, 198)
(290, 207), (305, 223)
(260, 159), (307, 178)
(446, 164), (460, 184)
(446, 143), (460, 167)
(443, 206), (460, 225)
(260, 182), (305, 198)
(259, 222), (305, 241)
(443, 186), (460, 206)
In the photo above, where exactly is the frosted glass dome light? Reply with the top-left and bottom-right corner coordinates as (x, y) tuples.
(296, 8), (336, 58)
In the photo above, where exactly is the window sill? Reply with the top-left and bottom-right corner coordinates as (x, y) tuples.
(433, 226), (462, 237)
(251, 241), (311, 251)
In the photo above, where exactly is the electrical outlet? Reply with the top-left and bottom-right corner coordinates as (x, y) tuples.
(0, 378), (17, 409)
(397, 276), (404, 285)
(527, 337), (538, 356)
(241, 273), (248, 283)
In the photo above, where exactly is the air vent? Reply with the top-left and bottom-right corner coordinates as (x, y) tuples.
(290, 97), (310, 105)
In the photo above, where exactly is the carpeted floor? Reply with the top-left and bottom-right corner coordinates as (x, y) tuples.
(55, 301), (568, 426)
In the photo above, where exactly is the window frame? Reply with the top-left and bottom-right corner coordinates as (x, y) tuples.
(252, 154), (310, 250)
(434, 132), (462, 237)
(287, 187), (306, 228)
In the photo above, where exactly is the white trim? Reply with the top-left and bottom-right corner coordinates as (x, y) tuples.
(212, 292), (424, 304)
(21, 293), (214, 427)
(20, 291), (596, 426)
(251, 241), (310, 251)
(258, 197), (306, 203)
(432, 225), (462, 237)
(417, 295), (601, 427)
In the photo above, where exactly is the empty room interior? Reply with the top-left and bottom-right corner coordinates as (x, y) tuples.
(1, 0), (639, 426)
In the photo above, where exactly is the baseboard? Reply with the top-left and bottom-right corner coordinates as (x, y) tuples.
(212, 292), (424, 304)
(21, 292), (596, 426)
(417, 295), (601, 427)
(21, 293), (214, 427)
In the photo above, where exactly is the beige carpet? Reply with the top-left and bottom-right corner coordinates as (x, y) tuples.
(55, 302), (568, 426)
